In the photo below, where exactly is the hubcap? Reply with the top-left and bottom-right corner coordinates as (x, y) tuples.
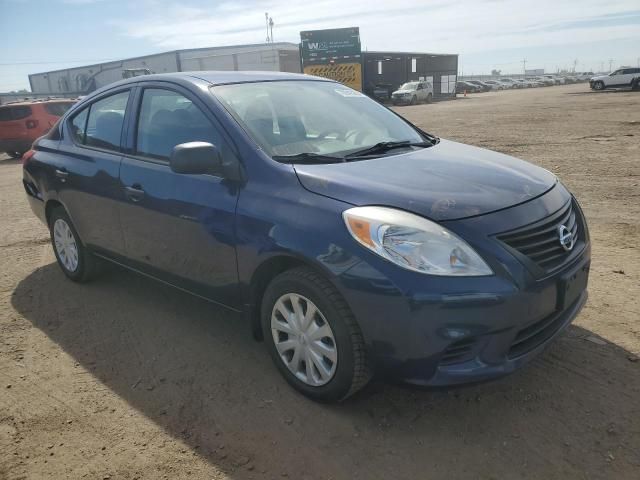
(271, 293), (337, 386)
(53, 219), (79, 272)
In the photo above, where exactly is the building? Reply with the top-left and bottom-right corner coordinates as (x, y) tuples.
(362, 51), (458, 100)
(28, 43), (302, 96)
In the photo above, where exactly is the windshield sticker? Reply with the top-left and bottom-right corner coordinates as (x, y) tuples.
(334, 89), (365, 98)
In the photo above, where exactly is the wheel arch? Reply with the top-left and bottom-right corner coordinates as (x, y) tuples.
(45, 199), (65, 226)
(246, 253), (337, 341)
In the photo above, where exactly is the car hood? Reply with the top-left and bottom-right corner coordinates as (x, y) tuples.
(392, 89), (414, 94)
(293, 139), (557, 221)
(591, 75), (608, 81)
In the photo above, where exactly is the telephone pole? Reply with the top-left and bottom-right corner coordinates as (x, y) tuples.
(265, 12), (270, 43)
(522, 58), (527, 77)
(608, 58), (614, 72)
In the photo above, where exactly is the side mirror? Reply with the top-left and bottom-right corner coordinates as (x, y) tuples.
(169, 142), (222, 176)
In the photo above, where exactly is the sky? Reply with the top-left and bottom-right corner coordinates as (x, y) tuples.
(1, 0), (640, 91)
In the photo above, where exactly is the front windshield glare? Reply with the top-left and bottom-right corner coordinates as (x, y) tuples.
(400, 82), (418, 90)
(212, 81), (424, 158)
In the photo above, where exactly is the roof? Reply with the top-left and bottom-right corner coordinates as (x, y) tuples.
(0, 97), (78, 106)
(29, 42), (300, 77)
(363, 50), (458, 58)
(183, 70), (326, 85)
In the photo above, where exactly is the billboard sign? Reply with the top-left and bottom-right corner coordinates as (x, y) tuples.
(300, 27), (362, 90)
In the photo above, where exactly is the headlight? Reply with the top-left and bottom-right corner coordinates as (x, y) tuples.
(343, 206), (493, 276)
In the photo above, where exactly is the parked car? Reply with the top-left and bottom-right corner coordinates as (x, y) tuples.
(576, 72), (594, 82)
(455, 81), (482, 94)
(22, 72), (590, 402)
(371, 83), (393, 102)
(391, 81), (433, 105)
(514, 79), (535, 88)
(0, 98), (77, 158)
(533, 76), (555, 86)
(499, 78), (522, 89)
(543, 75), (565, 85)
(525, 78), (545, 87)
(465, 80), (492, 92)
(590, 68), (640, 91)
(483, 80), (506, 90)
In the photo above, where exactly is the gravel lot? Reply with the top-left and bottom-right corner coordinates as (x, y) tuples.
(1, 83), (639, 480)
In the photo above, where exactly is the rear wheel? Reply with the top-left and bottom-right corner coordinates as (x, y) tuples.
(49, 207), (97, 282)
(261, 266), (371, 402)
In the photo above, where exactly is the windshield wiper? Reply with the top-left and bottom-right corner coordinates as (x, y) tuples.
(344, 140), (433, 159)
(272, 152), (346, 164)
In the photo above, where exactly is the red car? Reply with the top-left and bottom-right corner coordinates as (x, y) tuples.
(0, 98), (77, 158)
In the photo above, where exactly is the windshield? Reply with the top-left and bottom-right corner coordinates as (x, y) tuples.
(212, 81), (425, 158)
(399, 82), (418, 91)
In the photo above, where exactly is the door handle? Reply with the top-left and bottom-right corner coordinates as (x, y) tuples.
(55, 168), (69, 182)
(124, 184), (145, 202)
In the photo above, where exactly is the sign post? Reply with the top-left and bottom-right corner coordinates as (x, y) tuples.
(300, 27), (362, 91)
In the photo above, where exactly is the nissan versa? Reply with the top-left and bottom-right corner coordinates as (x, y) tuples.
(22, 72), (590, 402)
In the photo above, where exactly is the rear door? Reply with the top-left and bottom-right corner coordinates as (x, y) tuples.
(55, 88), (133, 255)
(118, 83), (241, 308)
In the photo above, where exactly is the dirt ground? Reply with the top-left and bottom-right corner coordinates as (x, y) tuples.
(1, 83), (638, 480)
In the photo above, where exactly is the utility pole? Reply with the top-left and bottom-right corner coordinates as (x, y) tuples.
(573, 59), (578, 73)
(265, 12), (270, 43)
(522, 58), (527, 77)
(609, 58), (614, 72)
(269, 16), (274, 43)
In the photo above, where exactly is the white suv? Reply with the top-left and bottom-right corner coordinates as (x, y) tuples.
(590, 68), (640, 91)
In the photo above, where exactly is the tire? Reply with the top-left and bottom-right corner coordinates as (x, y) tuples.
(426, 93), (433, 104)
(261, 266), (371, 402)
(410, 95), (417, 105)
(593, 81), (605, 91)
(7, 151), (23, 159)
(49, 206), (97, 282)
(632, 78), (640, 91)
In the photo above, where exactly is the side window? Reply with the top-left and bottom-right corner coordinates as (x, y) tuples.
(135, 88), (223, 161)
(69, 107), (89, 144)
(85, 91), (130, 151)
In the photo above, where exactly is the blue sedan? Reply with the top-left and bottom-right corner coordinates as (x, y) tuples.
(22, 72), (590, 402)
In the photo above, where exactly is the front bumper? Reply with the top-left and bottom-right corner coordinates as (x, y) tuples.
(392, 96), (413, 104)
(333, 185), (591, 386)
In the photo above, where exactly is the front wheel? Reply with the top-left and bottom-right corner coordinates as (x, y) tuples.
(49, 207), (97, 282)
(593, 81), (605, 91)
(261, 267), (371, 402)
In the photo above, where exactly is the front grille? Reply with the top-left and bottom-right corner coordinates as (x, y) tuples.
(440, 337), (477, 365)
(498, 200), (579, 272)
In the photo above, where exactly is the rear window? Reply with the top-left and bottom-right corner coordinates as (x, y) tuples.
(44, 102), (75, 117)
(0, 105), (32, 121)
